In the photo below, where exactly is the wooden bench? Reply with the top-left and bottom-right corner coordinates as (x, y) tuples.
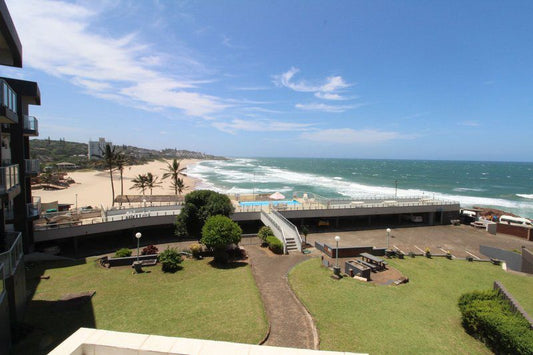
(355, 259), (378, 272)
(360, 252), (388, 270)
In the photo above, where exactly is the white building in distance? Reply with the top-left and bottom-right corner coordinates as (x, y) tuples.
(88, 137), (112, 160)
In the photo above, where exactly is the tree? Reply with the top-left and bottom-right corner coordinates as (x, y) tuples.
(301, 225), (310, 248)
(100, 144), (117, 206)
(173, 177), (188, 196)
(175, 190), (234, 238)
(130, 174), (148, 195)
(145, 172), (161, 195)
(162, 159), (186, 195)
(115, 152), (128, 200)
(201, 215), (242, 263)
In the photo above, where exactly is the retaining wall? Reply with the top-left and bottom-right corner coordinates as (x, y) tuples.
(493, 281), (533, 329)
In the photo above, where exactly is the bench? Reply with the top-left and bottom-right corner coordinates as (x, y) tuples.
(360, 253), (388, 270)
(355, 259), (378, 272)
(140, 258), (157, 266)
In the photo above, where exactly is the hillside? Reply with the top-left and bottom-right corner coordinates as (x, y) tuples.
(30, 138), (225, 169)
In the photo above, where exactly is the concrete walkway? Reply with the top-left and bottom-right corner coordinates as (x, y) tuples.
(247, 246), (317, 349)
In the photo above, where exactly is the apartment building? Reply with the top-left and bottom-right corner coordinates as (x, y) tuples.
(0, 1), (41, 352)
(88, 137), (112, 159)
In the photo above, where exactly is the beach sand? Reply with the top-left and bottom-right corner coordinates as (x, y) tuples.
(33, 159), (200, 209)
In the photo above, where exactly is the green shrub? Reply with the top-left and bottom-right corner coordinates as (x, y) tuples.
(158, 248), (183, 273)
(257, 226), (274, 242)
(458, 290), (533, 354)
(266, 236), (283, 254)
(115, 248), (132, 258)
(189, 243), (204, 258)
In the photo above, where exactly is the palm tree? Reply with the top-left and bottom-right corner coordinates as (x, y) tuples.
(130, 174), (148, 195)
(100, 144), (117, 206)
(174, 177), (188, 196)
(161, 159), (186, 195)
(115, 152), (128, 200)
(145, 172), (161, 195)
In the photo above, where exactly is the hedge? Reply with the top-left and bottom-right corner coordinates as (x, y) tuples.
(257, 226), (274, 242)
(266, 235), (283, 254)
(458, 290), (533, 354)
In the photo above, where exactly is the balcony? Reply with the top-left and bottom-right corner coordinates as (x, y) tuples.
(25, 159), (40, 176)
(0, 164), (19, 195)
(0, 79), (17, 124)
(0, 232), (23, 278)
(27, 196), (41, 219)
(23, 115), (38, 136)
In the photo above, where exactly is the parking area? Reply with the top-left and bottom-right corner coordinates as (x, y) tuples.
(307, 224), (533, 258)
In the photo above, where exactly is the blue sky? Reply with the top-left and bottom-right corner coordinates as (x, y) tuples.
(2, 0), (532, 161)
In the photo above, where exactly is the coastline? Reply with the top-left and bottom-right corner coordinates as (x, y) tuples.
(33, 159), (202, 209)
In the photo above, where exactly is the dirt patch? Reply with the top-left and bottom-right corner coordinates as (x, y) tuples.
(369, 266), (404, 285)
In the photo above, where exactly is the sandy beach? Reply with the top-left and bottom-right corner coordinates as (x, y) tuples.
(33, 159), (200, 209)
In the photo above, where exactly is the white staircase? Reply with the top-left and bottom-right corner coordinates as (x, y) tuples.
(260, 209), (302, 254)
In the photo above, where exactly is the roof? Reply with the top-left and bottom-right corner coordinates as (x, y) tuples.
(0, 0), (22, 67)
(1, 77), (41, 105)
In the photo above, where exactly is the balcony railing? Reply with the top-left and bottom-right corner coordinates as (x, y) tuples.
(0, 232), (23, 278)
(4, 206), (14, 220)
(25, 159), (40, 175)
(0, 79), (17, 114)
(23, 115), (38, 135)
(0, 164), (19, 194)
(27, 200), (41, 218)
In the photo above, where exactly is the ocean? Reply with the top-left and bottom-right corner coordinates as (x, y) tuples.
(187, 158), (533, 219)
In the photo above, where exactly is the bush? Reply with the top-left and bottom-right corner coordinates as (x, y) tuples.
(175, 190), (234, 238)
(158, 248), (183, 273)
(266, 236), (283, 254)
(458, 290), (533, 354)
(141, 244), (159, 255)
(257, 226), (274, 242)
(115, 248), (132, 258)
(189, 243), (204, 258)
(201, 215), (242, 263)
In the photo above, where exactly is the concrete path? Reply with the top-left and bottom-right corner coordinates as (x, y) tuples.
(247, 246), (317, 349)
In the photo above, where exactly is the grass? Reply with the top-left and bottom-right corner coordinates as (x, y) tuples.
(14, 257), (267, 354)
(289, 257), (533, 354)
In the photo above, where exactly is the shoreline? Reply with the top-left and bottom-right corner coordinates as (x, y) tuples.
(33, 159), (202, 209)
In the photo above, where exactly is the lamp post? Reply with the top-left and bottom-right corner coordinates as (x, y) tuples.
(386, 228), (391, 250)
(334, 235), (341, 276)
(135, 232), (142, 262)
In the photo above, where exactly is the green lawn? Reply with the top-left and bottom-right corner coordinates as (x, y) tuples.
(289, 257), (533, 354)
(15, 257), (267, 354)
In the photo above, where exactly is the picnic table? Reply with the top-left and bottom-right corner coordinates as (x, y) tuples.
(360, 253), (388, 270)
(354, 259), (378, 272)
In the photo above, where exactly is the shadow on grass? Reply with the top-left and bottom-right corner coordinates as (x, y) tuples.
(208, 260), (248, 269)
(12, 259), (96, 355)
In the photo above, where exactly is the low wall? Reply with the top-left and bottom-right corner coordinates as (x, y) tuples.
(493, 281), (533, 329)
(521, 248), (533, 274)
(496, 223), (532, 240)
(5, 260), (26, 324)
(344, 261), (371, 279)
(0, 290), (11, 354)
(315, 241), (385, 258)
(101, 254), (158, 267)
(479, 245), (521, 272)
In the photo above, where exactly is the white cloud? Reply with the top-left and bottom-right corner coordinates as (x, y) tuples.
(7, 0), (227, 117)
(212, 119), (313, 134)
(301, 128), (407, 144)
(295, 103), (362, 113)
(274, 67), (352, 100)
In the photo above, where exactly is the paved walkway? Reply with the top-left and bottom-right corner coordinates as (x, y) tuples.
(246, 245), (317, 349)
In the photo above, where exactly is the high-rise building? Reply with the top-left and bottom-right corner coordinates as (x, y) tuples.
(88, 137), (112, 159)
(0, 1), (41, 352)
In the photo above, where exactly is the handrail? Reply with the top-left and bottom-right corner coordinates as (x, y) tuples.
(0, 232), (23, 278)
(0, 79), (17, 113)
(23, 115), (38, 131)
(272, 209), (302, 252)
(260, 210), (287, 254)
(34, 208), (182, 231)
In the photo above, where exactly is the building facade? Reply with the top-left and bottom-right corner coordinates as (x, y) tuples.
(0, 1), (41, 352)
(88, 137), (112, 160)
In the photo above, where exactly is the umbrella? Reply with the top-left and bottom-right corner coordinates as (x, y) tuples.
(269, 192), (285, 200)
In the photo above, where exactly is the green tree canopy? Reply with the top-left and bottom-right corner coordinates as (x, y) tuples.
(175, 190), (233, 238)
(201, 215), (242, 251)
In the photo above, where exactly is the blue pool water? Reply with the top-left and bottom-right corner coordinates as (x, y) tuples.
(239, 200), (301, 207)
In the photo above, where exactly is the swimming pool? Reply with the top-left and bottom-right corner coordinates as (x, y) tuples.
(239, 200), (301, 207)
